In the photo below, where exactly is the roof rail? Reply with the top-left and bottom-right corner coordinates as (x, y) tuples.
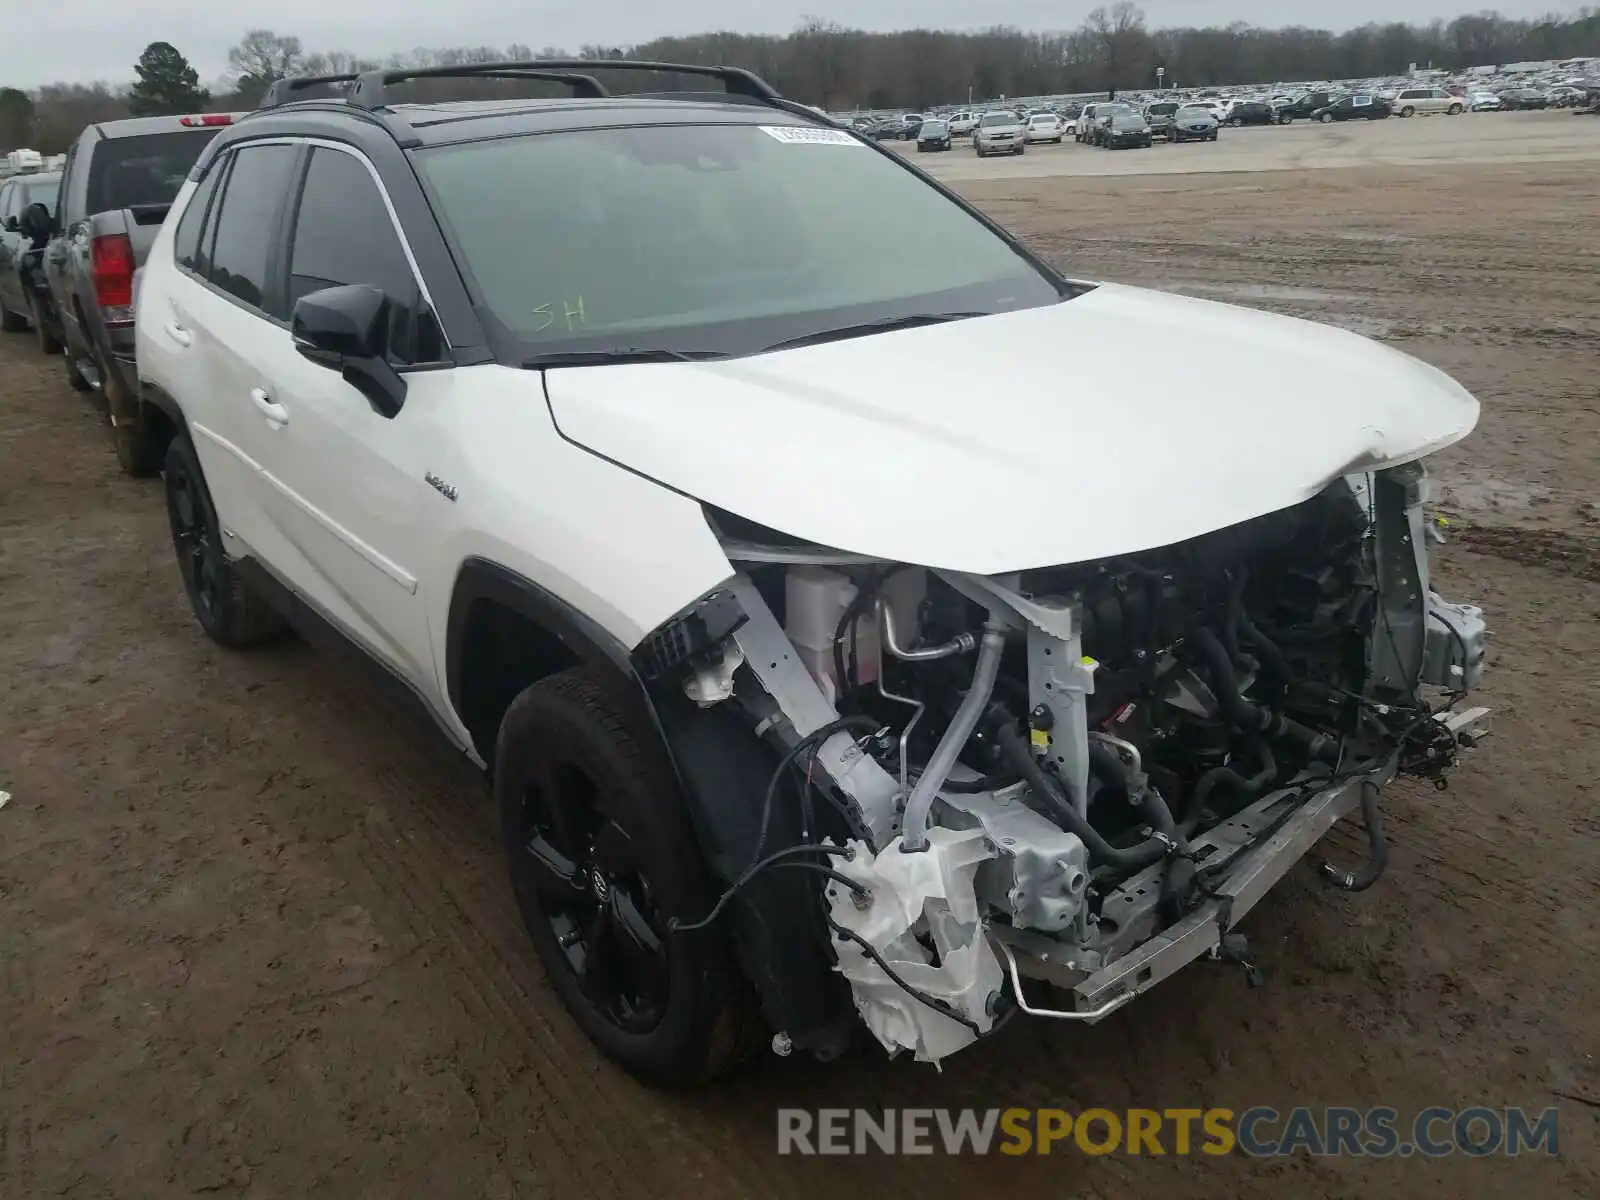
(349, 58), (783, 110)
(260, 73), (363, 110)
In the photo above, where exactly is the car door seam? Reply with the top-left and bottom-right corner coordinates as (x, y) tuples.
(192, 419), (419, 595)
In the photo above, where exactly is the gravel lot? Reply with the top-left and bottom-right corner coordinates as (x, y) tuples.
(2, 116), (1597, 1198)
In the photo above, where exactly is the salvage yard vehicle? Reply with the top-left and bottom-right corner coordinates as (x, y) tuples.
(973, 109), (1026, 156)
(42, 111), (239, 474)
(1393, 86), (1465, 116)
(1313, 93), (1393, 122)
(0, 170), (61, 344)
(1142, 101), (1179, 140)
(136, 59), (1491, 1085)
(916, 118), (953, 152)
(1101, 110), (1153, 148)
(1024, 113), (1065, 143)
(1171, 104), (1220, 142)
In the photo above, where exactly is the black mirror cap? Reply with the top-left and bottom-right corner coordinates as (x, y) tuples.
(292, 283), (390, 359)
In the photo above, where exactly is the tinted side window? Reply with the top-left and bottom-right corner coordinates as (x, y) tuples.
(207, 144), (297, 317)
(288, 147), (442, 364)
(173, 159), (226, 274)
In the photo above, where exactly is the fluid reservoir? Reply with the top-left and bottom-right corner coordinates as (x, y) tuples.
(785, 567), (881, 704)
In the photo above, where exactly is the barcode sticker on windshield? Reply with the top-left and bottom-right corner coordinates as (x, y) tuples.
(760, 126), (862, 146)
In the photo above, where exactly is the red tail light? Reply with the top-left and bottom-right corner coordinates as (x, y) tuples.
(91, 233), (136, 318)
(179, 114), (233, 127)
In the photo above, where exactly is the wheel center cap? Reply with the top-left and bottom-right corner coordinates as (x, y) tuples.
(590, 869), (609, 901)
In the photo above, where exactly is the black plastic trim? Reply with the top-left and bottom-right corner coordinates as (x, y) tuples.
(231, 556), (470, 755)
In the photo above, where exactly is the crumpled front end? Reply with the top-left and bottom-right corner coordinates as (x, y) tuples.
(644, 457), (1489, 1067)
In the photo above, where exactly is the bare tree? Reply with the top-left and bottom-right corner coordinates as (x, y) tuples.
(227, 29), (305, 105)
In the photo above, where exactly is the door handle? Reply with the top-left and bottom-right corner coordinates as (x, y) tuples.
(163, 322), (192, 347)
(250, 387), (289, 426)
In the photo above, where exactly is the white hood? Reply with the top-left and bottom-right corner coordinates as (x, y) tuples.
(545, 283), (1479, 574)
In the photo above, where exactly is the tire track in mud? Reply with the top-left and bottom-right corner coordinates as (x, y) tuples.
(1452, 524), (1600, 581)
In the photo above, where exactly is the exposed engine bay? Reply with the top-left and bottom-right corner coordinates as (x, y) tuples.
(648, 462), (1489, 1066)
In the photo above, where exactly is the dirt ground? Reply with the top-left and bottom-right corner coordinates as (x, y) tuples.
(2, 153), (1598, 1199)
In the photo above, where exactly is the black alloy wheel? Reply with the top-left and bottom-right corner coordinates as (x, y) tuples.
(513, 753), (670, 1033)
(166, 441), (224, 630)
(496, 670), (747, 1084)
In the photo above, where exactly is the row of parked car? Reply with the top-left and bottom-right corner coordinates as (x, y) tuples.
(864, 77), (1596, 160)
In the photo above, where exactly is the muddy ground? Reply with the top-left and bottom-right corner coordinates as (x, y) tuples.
(2, 157), (1597, 1199)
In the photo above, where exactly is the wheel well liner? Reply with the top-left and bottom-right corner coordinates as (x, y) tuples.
(445, 558), (628, 762)
(446, 560), (851, 1049)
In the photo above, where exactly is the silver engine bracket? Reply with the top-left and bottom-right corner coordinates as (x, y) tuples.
(935, 784), (1091, 934)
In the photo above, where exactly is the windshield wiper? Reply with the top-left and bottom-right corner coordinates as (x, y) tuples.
(759, 311), (990, 354)
(521, 348), (727, 369)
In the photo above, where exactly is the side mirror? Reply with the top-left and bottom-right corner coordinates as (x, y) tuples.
(3, 215), (17, 232)
(291, 284), (407, 419)
(18, 202), (50, 245)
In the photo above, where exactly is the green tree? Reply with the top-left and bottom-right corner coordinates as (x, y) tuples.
(0, 87), (35, 149)
(129, 42), (210, 115)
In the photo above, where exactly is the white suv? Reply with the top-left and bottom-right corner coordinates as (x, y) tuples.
(134, 60), (1490, 1083)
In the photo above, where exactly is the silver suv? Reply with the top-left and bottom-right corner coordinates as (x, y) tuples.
(973, 110), (1025, 157)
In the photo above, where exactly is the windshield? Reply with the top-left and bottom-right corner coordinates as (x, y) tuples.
(86, 130), (217, 213)
(1177, 105), (1210, 116)
(1112, 114), (1146, 127)
(415, 123), (1064, 358)
(1028, 115), (1054, 125)
(980, 112), (1016, 127)
(1147, 103), (1178, 116)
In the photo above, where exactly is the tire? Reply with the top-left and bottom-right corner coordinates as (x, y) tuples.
(1448, 104), (1462, 115)
(1319, 111), (1334, 124)
(1229, 116), (1243, 127)
(1400, 106), (1415, 117)
(0, 297), (25, 333)
(498, 668), (750, 1085)
(26, 293), (62, 354)
(64, 348), (93, 392)
(107, 376), (164, 478)
(163, 434), (286, 647)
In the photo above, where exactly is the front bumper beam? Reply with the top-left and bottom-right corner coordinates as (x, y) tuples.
(994, 705), (1490, 1022)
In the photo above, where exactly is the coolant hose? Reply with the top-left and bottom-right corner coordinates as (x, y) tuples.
(1178, 742), (1277, 836)
(1192, 626), (1339, 763)
(996, 724), (1174, 869)
(1319, 780), (1388, 892)
(899, 618), (1008, 852)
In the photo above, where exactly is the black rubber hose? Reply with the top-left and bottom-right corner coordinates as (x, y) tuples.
(1318, 780), (1388, 892)
(996, 724), (1173, 869)
(1191, 626), (1269, 733)
(1239, 611), (1293, 684)
(1178, 742), (1277, 835)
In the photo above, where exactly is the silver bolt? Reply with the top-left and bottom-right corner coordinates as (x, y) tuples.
(771, 1031), (793, 1057)
(851, 888), (873, 911)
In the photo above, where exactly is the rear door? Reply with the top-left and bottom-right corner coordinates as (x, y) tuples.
(245, 143), (450, 693)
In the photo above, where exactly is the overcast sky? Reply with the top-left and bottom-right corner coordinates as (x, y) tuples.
(16, 0), (1587, 89)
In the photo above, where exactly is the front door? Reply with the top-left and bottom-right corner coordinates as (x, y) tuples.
(244, 143), (451, 697)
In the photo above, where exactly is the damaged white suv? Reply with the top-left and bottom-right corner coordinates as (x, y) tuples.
(135, 61), (1490, 1083)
